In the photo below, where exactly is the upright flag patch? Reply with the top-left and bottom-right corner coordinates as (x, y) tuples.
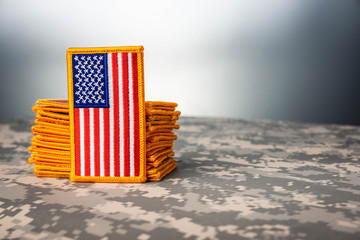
(67, 46), (146, 182)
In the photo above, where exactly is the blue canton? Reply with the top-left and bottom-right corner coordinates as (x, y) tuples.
(72, 54), (109, 108)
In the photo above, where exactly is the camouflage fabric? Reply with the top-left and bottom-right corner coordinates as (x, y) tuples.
(0, 117), (360, 240)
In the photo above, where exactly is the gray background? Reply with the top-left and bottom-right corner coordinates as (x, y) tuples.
(0, 0), (359, 125)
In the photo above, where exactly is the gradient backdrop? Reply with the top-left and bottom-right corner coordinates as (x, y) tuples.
(0, 0), (359, 124)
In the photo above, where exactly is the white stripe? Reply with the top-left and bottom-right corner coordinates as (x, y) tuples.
(118, 53), (125, 177)
(128, 53), (135, 177)
(99, 108), (105, 176)
(89, 108), (95, 176)
(79, 109), (85, 176)
(108, 53), (114, 177)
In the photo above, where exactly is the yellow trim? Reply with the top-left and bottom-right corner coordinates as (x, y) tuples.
(67, 46), (143, 54)
(34, 119), (69, 129)
(67, 46), (146, 183)
(34, 165), (71, 172)
(37, 110), (70, 120)
(36, 99), (69, 108)
(147, 158), (175, 175)
(67, 48), (76, 182)
(138, 49), (147, 182)
(31, 126), (70, 137)
(145, 101), (178, 108)
(148, 153), (175, 168)
(147, 161), (177, 182)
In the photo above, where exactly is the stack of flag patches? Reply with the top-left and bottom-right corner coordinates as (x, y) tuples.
(28, 99), (181, 181)
(28, 46), (181, 183)
(28, 99), (71, 179)
(145, 101), (180, 181)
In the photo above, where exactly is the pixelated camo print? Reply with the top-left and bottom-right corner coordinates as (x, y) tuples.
(0, 117), (360, 239)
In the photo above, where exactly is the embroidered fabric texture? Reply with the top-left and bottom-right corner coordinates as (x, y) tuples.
(67, 47), (146, 183)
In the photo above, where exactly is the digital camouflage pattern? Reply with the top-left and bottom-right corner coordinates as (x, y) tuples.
(0, 117), (360, 239)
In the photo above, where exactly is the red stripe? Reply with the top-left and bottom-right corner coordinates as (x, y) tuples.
(122, 53), (130, 177)
(112, 53), (120, 176)
(132, 53), (140, 176)
(83, 108), (90, 176)
(103, 108), (110, 176)
(74, 108), (81, 176)
(93, 108), (100, 176)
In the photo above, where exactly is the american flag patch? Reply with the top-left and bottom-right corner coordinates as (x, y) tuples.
(67, 46), (146, 182)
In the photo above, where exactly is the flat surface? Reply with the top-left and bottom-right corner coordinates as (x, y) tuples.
(0, 117), (360, 240)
